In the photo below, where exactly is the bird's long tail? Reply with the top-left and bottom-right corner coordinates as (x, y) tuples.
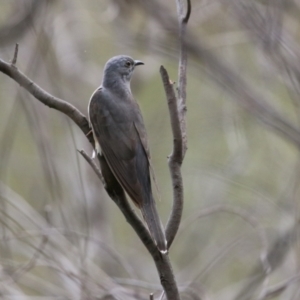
(140, 199), (167, 253)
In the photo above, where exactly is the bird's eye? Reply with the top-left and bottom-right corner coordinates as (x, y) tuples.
(125, 61), (131, 67)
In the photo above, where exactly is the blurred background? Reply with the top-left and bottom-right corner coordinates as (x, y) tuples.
(1, 0), (300, 299)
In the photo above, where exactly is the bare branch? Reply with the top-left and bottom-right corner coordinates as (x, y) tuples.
(5, 233), (48, 285)
(176, 0), (190, 157)
(11, 43), (19, 66)
(160, 67), (183, 162)
(183, 0), (191, 24)
(234, 223), (299, 300)
(160, 66), (184, 250)
(178, 204), (269, 270)
(78, 150), (104, 184)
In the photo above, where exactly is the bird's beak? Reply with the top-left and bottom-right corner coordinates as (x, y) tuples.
(134, 60), (144, 66)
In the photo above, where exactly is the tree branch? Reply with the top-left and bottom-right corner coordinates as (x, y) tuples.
(160, 66), (184, 249)
(11, 43), (19, 66)
(176, 0), (190, 157)
(160, 0), (190, 250)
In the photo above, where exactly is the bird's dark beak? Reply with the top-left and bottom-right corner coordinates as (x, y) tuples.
(134, 60), (144, 66)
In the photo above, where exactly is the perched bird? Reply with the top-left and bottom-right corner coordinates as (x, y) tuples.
(88, 55), (167, 252)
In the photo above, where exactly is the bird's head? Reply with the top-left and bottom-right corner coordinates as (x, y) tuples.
(103, 55), (144, 84)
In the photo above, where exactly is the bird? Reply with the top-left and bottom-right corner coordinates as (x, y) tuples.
(88, 55), (167, 253)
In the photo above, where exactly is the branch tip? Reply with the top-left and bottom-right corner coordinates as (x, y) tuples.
(183, 0), (191, 23)
(159, 65), (166, 73)
(11, 43), (19, 66)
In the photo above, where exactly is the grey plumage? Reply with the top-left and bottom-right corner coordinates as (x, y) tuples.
(88, 55), (167, 252)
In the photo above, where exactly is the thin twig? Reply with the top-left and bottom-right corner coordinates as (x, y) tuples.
(11, 43), (18, 65)
(178, 204), (269, 272)
(77, 150), (104, 184)
(183, 0), (191, 24)
(6, 233), (48, 285)
(234, 223), (299, 300)
(0, 0), (45, 46)
(258, 274), (300, 299)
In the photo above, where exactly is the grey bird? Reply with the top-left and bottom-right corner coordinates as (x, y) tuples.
(88, 55), (167, 252)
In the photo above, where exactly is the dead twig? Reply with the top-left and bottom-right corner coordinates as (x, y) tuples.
(176, 0), (190, 157)
(78, 150), (104, 184)
(0, 0), (46, 46)
(160, 67), (184, 250)
(162, 0), (191, 251)
(11, 43), (19, 66)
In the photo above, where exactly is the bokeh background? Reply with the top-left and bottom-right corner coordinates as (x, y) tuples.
(1, 0), (300, 299)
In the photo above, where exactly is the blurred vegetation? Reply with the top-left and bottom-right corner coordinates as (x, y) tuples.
(1, 0), (300, 299)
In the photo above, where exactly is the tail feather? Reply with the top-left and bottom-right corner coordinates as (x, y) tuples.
(140, 200), (167, 253)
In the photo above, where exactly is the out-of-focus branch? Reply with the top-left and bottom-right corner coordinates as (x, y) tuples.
(11, 43), (19, 65)
(0, 48), (94, 146)
(139, 0), (300, 149)
(233, 222), (299, 300)
(259, 274), (300, 300)
(78, 150), (104, 183)
(178, 204), (268, 266)
(231, 1), (300, 120)
(0, 0), (47, 46)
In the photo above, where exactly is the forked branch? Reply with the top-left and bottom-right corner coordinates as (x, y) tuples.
(161, 0), (190, 250)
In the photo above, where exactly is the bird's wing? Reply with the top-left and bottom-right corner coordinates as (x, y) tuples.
(133, 108), (151, 160)
(133, 108), (161, 200)
(89, 89), (151, 207)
